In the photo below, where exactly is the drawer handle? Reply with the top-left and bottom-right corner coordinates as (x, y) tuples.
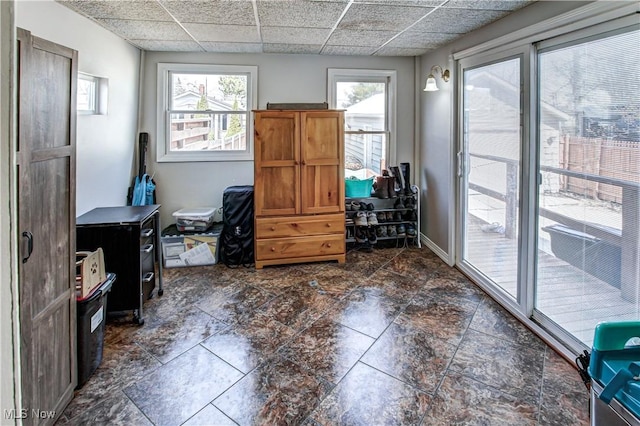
(142, 272), (154, 283)
(141, 228), (154, 238)
(141, 244), (154, 253)
(326, 223), (332, 227)
(271, 247), (276, 252)
(292, 223), (298, 227)
(327, 243), (332, 248)
(271, 226), (276, 231)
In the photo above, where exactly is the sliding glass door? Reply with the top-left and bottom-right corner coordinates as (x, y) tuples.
(457, 17), (639, 353)
(458, 54), (523, 302)
(534, 26), (640, 347)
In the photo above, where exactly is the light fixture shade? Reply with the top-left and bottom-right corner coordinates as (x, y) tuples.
(423, 74), (438, 91)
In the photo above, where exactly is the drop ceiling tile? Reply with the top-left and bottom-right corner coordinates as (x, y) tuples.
(184, 23), (260, 43)
(321, 45), (377, 56)
(353, 0), (442, 6)
(200, 42), (263, 53)
(387, 31), (461, 49)
(338, 3), (432, 31)
(263, 44), (323, 54)
(160, 0), (256, 25)
(410, 8), (509, 33)
(326, 28), (397, 47)
(96, 19), (193, 40)
(444, 0), (533, 11)
(261, 27), (331, 45)
(128, 39), (203, 51)
(256, 0), (347, 28)
(374, 45), (429, 56)
(57, 0), (172, 21)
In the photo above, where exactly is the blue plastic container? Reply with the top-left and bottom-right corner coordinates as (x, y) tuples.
(588, 321), (640, 425)
(345, 177), (374, 198)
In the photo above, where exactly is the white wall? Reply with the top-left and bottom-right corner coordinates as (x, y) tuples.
(16, 0), (141, 216)
(141, 52), (415, 226)
(418, 1), (590, 261)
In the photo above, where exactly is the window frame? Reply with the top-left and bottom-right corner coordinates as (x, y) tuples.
(156, 63), (257, 163)
(327, 69), (397, 172)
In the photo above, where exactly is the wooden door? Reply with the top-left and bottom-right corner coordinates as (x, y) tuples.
(300, 111), (345, 214)
(254, 111), (300, 216)
(17, 28), (77, 425)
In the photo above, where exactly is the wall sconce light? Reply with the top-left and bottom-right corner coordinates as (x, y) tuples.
(423, 65), (450, 92)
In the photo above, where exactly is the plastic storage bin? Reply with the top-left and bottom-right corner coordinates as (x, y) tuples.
(588, 321), (640, 426)
(161, 223), (223, 268)
(76, 273), (115, 388)
(345, 177), (374, 198)
(542, 224), (621, 288)
(172, 207), (218, 232)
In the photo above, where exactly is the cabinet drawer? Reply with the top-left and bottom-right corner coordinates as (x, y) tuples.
(256, 214), (344, 239)
(256, 234), (344, 261)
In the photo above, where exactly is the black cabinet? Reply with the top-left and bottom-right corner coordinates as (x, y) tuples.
(76, 205), (164, 325)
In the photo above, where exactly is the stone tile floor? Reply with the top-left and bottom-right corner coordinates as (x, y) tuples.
(57, 246), (590, 425)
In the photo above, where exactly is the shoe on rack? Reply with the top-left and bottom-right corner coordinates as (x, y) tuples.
(367, 211), (379, 226)
(385, 212), (394, 222)
(368, 228), (378, 244)
(355, 211), (368, 226)
(367, 203), (375, 211)
(387, 174), (397, 198)
(406, 224), (417, 237)
(394, 211), (402, 222)
(350, 201), (361, 211)
(405, 210), (417, 221)
(394, 198), (405, 209)
(400, 162), (412, 196)
(374, 176), (389, 199)
(405, 197), (414, 208)
(355, 227), (368, 243)
(387, 225), (397, 237)
(376, 225), (387, 238)
(376, 212), (386, 223)
(397, 224), (406, 237)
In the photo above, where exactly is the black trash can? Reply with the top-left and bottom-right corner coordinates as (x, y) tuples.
(76, 273), (115, 388)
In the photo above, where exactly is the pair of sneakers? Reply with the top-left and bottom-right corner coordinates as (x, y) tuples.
(355, 226), (377, 244)
(355, 211), (378, 226)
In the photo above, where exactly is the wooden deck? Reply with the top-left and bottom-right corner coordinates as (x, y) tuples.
(465, 217), (639, 346)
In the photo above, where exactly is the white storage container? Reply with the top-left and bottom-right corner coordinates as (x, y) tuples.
(172, 207), (218, 232)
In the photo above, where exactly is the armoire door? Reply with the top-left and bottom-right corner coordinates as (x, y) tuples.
(17, 28), (77, 425)
(254, 111), (300, 216)
(300, 111), (344, 214)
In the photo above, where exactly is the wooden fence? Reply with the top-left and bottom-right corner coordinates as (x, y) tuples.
(560, 136), (640, 203)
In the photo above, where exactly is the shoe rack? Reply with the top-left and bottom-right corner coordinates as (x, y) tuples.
(345, 185), (421, 248)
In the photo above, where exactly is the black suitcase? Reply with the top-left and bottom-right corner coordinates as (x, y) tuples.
(221, 185), (254, 266)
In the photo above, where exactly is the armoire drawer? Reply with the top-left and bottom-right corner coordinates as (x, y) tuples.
(255, 213), (344, 239)
(256, 234), (345, 260)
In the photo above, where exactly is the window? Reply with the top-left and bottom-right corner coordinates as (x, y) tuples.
(328, 69), (396, 178)
(156, 63), (257, 162)
(77, 73), (107, 115)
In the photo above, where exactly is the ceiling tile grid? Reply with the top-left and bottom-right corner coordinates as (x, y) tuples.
(56, 0), (535, 56)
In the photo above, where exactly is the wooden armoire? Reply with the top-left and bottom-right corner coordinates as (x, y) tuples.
(253, 109), (346, 269)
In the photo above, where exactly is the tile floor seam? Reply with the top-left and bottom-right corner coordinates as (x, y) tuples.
(536, 346), (549, 425)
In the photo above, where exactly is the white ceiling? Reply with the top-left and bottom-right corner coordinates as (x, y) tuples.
(57, 0), (535, 56)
